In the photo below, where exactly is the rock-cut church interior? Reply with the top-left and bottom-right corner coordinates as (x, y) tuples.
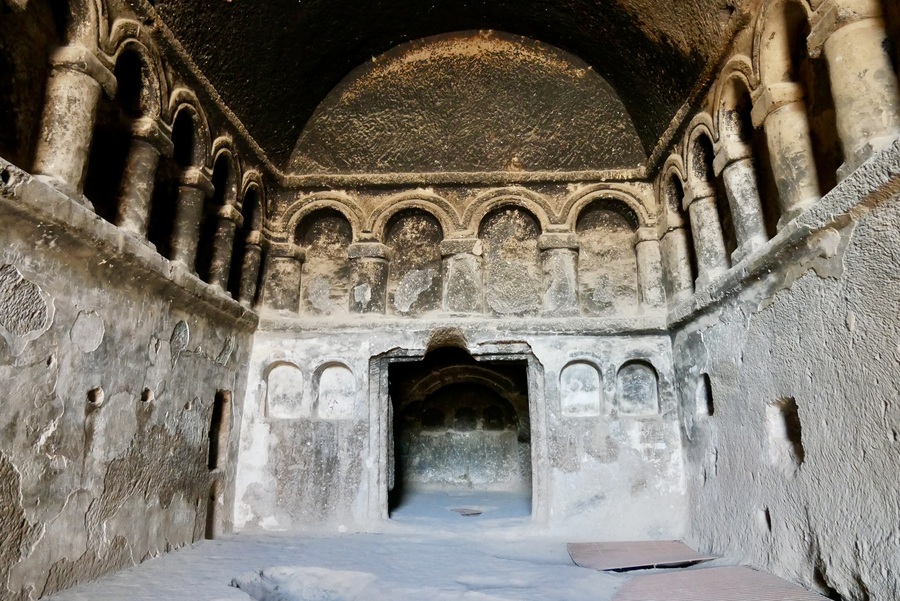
(1, 0), (899, 599)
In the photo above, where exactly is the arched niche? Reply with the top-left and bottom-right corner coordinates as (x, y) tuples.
(316, 363), (357, 420)
(0, 1), (62, 169)
(229, 182), (265, 304)
(195, 150), (238, 282)
(296, 208), (352, 315)
(265, 362), (306, 419)
(148, 106), (206, 258)
(576, 199), (639, 315)
(559, 361), (602, 417)
(615, 360), (659, 416)
(479, 206), (541, 316)
(84, 46), (155, 223)
(385, 209), (443, 315)
(690, 131), (738, 262)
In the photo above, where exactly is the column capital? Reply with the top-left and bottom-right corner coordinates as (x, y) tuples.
(713, 140), (753, 175)
(538, 232), (578, 251)
(245, 230), (266, 247)
(50, 45), (117, 98)
(440, 237), (482, 257)
(217, 204), (244, 228)
(178, 167), (215, 196)
(751, 82), (805, 127)
(132, 117), (174, 157)
(267, 241), (306, 262)
(682, 182), (716, 210)
(808, 0), (884, 56)
(634, 227), (659, 245)
(348, 241), (391, 260)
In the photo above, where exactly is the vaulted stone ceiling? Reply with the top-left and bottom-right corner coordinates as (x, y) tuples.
(152, 0), (746, 169)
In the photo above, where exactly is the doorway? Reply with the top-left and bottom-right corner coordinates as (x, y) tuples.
(387, 347), (532, 521)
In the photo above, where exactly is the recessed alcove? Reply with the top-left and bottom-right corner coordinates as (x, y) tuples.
(387, 347), (532, 520)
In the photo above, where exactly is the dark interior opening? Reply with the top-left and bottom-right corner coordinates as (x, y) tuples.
(387, 347), (532, 519)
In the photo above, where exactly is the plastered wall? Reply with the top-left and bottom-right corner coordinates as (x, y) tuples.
(0, 171), (254, 600)
(674, 167), (900, 600)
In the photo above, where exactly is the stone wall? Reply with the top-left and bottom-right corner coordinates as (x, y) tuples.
(236, 323), (685, 539)
(0, 163), (255, 600)
(673, 146), (900, 600)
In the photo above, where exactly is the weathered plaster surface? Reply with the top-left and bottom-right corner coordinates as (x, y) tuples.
(236, 323), (685, 540)
(289, 32), (646, 175)
(673, 149), (900, 600)
(0, 165), (253, 600)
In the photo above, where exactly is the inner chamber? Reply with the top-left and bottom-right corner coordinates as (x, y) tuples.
(388, 347), (532, 518)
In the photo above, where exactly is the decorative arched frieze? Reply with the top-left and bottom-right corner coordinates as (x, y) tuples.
(462, 187), (554, 234)
(103, 20), (166, 119)
(167, 88), (211, 167)
(368, 190), (459, 240)
(282, 192), (365, 242)
(561, 183), (654, 231)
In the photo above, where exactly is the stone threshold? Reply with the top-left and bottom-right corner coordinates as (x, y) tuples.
(258, 312), (668, 336)
(668, 138), (900, 327)
(0, 159), (258, 332)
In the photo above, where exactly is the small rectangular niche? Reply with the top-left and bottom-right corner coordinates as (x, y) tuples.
(766, 397), (804, 474)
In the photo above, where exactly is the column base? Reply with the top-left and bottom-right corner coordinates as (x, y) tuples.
(34, 174), (95, 211)
(731, 235), (767, 265)
(776, 197), (819, 230)
(837, 131), (900, 181)
(695, 268), (727, 291)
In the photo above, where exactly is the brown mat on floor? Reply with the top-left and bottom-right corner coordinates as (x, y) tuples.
(567, 541), (717, 571)
(614, 566), (827, 600)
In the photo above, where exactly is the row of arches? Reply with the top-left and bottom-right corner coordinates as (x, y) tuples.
(266, 196), (662, 317)
(0, 1), (267, 307)
(658, 0), (900, 300)
(559, 359), (661, 418)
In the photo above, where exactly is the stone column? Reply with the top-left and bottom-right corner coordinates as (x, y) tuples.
(660, 215), (694, 303)
(207, 204), (243, 291)
(170, 167), (214, 270)
(634, 227), (665, 309)
(751, 82), (821, 226)
(116, 117), (174, 238)
(713, 141), (768, 263)
(684, 184), (729, 289)
(348, 242), (390, 314)
(33, 45), (117, 199)
(809, 0), (900, 175)
(238, 231), (265, 307)
(440, 238), (483, 314)
(538, 232), (579, 316)
(260, 242), (305, 312)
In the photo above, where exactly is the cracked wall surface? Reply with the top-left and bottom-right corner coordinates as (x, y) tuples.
(674, 167), (900, 600)
(0, 180), (252, 601)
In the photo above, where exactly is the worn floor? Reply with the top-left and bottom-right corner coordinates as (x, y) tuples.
(44, 492), (803, 601)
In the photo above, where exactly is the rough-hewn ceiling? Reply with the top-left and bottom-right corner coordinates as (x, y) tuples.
(152, 0), (744, 170)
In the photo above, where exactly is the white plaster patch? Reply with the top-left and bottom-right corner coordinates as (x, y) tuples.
(70, 310), (104, 353)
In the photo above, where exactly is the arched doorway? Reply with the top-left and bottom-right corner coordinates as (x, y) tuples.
(387, 347), (532, 520)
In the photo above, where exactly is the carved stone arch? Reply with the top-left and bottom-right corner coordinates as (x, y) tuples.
(283, 193), (364, 242)
(263, 359), (306, 419)
(713, 56), (758, 123)
(168, 88), (211, 165)
(684, 113), (718, 177)
(240, 170), (267, 229)
(751, 0), (815, 87)
(313, 361), (358, 420)
(104, 21), (167, 119)
(368, 192), (459, 240)
(614, 357), (661, 416)
(465, 187), (554, 234)
(404, 365), (521, 410)
(658, 154), (688, 227)
(563, 185), (651, 231)
(210, 142), (240, 207)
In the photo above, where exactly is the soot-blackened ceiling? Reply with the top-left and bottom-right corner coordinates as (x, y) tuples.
(152, 0), (743, 169)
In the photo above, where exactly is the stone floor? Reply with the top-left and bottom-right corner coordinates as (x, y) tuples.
(44, 491), (809, 601)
